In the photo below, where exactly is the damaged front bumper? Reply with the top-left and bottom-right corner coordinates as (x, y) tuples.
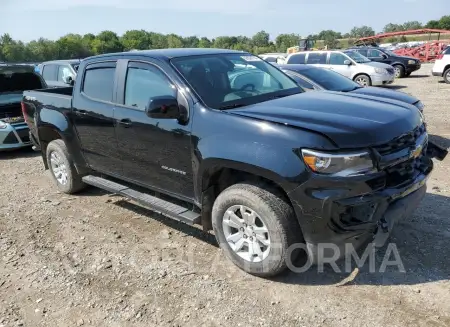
(288, 139), (447, 262)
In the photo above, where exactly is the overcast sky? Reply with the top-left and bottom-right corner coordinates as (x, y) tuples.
(2, 0), (449, 41)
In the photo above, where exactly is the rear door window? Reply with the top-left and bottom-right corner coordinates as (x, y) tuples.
(82, 65), (116, 102)
(329, 53), (347, 65)
(306, 53), (327, 64)
(355, 49), (368, 57)
(367, 49), (384, 58)
(42, 64), (57, 81)
(287, 53), (306, 64)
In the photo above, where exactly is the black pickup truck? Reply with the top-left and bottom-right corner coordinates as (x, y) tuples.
(22, 49), (447, 276)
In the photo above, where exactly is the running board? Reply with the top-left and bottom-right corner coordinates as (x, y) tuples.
(82, 175), (201, 225)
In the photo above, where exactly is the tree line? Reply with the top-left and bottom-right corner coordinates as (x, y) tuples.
(1, 15), (449, 63)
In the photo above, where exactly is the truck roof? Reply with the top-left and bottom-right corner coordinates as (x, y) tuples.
(40, 59), (82, 65)
(86, 48), (246, 61)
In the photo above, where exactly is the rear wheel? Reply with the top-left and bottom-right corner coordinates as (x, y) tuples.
(353, 74), (371, 86)
(394, 64), (405, 78)
(212, 182), (303, 277)
(46, 139), (86, 194)
(443, 68), (450, 84)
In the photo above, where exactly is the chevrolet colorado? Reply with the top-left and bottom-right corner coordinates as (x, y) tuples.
(22, 49), (447, 276)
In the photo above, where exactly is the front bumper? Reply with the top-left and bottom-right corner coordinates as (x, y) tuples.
(371, 73), (395, 86)
(406, 63), (421, 74)
(288, 139), (447, 262)
(0, 122), (32, 151)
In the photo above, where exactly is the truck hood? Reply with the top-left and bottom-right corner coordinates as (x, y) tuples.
(349, 86), (418, 105)
(229, 91), (422, 148)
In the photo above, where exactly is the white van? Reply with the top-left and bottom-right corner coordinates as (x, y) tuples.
(285, 50), (395, 86)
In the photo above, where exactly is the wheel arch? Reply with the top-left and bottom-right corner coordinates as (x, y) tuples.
(199, 160), (300, 231)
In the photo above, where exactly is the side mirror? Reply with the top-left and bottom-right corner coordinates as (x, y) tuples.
(344, 60), (352, 65)
(145, 95), (180, 120)
(63, 76), (74, 85)
(381, 54), (388, 59)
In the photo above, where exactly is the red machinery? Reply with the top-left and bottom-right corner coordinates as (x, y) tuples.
(355, 29), (450, 62)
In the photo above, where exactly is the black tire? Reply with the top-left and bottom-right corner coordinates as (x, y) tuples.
(394, 64), (405, 78)
(443, 68), (450, 84)
(353, 74), (372, 86)
(212, 182), (303, 277)
(46, 139), (85, 194)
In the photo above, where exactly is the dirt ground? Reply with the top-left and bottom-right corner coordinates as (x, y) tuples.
(1, 64), (449, 327)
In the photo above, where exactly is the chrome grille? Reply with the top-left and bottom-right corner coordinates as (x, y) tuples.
(373, 124), (426, 156)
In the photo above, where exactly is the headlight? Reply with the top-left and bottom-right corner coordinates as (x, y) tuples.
(0, 120), (8, 129)
(408, 60), (416, 65)
(301, 149), (376, 176)
(374, 68), (387, 74)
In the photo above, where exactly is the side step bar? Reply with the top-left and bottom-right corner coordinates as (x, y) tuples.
(82, 175), (201, 225)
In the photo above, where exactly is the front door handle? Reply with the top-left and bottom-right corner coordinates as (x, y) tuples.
(74, 109), (88, 116)
(118, 118), (132, 127)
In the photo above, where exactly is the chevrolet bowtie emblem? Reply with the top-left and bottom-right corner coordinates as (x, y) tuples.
(410, 143), (423, 159)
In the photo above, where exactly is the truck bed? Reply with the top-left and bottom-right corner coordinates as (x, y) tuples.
(22, 87), (73, 145)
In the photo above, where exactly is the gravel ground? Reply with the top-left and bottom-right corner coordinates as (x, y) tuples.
(1, 64), (449, 327)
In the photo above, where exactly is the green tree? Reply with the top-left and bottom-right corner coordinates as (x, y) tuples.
(252, 30), (270, 47)
(402, 21), (423, 31)
(425, 20), (440, 29)
(198, 37), (212, 48)
(166, 34), (183, 48)
(182, 36), (200, 48)
(91, 31), (123, 55)
(121, 30), (150, 50)
(350, 26), (375, 38)
(275, 33), (300, 52)
(383, 23), (404, 33)
(438, 15), (450, 30)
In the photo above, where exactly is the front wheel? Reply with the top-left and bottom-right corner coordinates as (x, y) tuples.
(46, 139), (86, 194)
(354, 74), (371, 86)
(443, 68), (450, 84)
(394, 64), (405, 78)
(212, 183), (303, 277)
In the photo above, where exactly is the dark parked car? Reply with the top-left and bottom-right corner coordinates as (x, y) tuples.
(278, 64), (425, 112)
(38, 60), (80, 88)
(348, 46), (421, 78)
(22, 49), (447, 277)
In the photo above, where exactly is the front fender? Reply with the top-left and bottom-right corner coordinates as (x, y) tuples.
(196, 134), (309, 195)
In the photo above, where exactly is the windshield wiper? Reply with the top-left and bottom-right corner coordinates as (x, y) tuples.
(218, 103), (248, 110)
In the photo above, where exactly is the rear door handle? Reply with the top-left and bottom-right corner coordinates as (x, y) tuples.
(118, 118), (132, 127)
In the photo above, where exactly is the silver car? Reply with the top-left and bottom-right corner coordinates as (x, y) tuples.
(0, 65), (47, 151)
(285, 50), (395, 86)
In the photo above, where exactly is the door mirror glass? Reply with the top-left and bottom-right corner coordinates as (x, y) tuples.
(344, 60), (352, 65)
(145, 95), (180, 119)
(63, 75), (74, 85)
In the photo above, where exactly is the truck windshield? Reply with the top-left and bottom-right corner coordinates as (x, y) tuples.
(171, 53), (302, 109)
(343, 51), (371, 63)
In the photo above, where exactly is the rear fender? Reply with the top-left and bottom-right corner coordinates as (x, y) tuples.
(38, 108), (89, 174)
